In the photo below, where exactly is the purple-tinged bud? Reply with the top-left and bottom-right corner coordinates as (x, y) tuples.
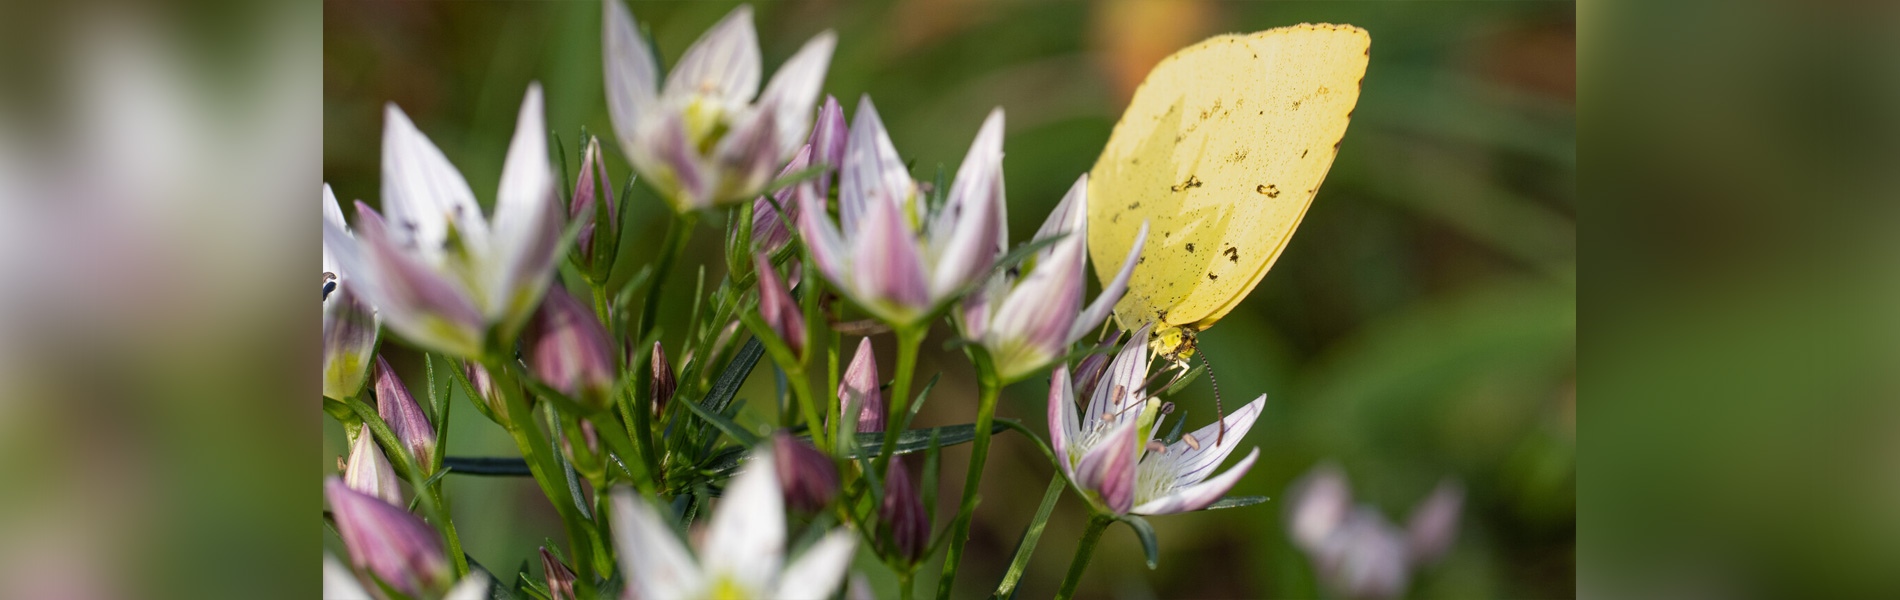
(569, 136), (618, 276)
(1070, 331), (1124, 398)
(324, 477), (453, 598)
(773, 432), (840, 513)
(344, 430), (402, 505)
(880, 456), (929, 562)
(460, 360), (513, 428)
(755, 254), (807, 360)
(523, 286), (617, 411)
(839, 338), (883, 433)
(1318, 509), (1412, 600)
(372, 355), (436, 470)
(539, 546), (578, 600)
(650, 341), (676, 418)
(1405, 480), (1463, 564)
(749, 146), (810, 255)
(322, 285), (380, 401)
(810, 95), (847, 199)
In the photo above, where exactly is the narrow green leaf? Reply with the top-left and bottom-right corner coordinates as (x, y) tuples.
(702, 337), (765, 414)
(1163, 409), (1188, 445)
(992, 476), (1065, 599)
(1116, 514), (1160, 569)
(921, 427), (943, 526)
(1203, 495), (1271, 511)
(442, 457), (533, 476)
(679, 387), (761, 446)
(900, 372), (943, 433)
(1159, 364), (1205, 397)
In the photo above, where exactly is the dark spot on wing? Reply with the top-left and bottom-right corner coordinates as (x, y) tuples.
(1291, 99), (1302, 110)
(1185, 243), (1196, 253)
(1257, 184), (1279, 198)
(1207, 272), (1219, 280)
(1229, 149), (1248, 163)
(1224, 247), (1239, 262)
(1301, 149), (1309, 158)
(1127, 202), (1141, 210)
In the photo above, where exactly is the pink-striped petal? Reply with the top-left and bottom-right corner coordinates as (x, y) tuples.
(1131, 447), (1259, 516)
(603, 0), (659, 159)
(662, 5), (760, 111)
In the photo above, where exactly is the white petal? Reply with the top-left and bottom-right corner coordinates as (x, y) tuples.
(603, 0), (659, 160)
(1131, 447), (1259, 516)
(1085, 323), (1152, 429)
(839, 95), (911, 235)
(702, 447), (785, 592)
(1074, 416), (1141, 514)
(755, 31), (836, 159)
(1070, 222), (1146, 344)
(852, 193), (931, 319)
(322, 184), (349, 277)
(773, 529), (858, 599)
(322, 554), (372, 600)
(1048, 363), (1079, 481)
(663, 5), (760, 109)
(795, 184), (851, 288)
(611, 488), (704, 600)
(442, 572), (491, 600)
(926, 108), (1005, 298)
(1165, 395), (1265, 488)
(347, 204), (487, 357)
(381, 102), (486, 264)
(488, 83), (563, 327)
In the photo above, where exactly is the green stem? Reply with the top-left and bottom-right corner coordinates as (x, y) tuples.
(992, 476), (1066, 599)
(874, 326), (926, 474)
(899, 570), (916, 600)
(935, 358), (1001, 599)
(431, 479), (469, 577)
(638, 211), (698, 343)
(788, 366), (828, 450)
(590, 281), (612, 329)
(627, 381), (663, 492)
(485, 359), (599, 598)
(1054, 514), (1114, 600)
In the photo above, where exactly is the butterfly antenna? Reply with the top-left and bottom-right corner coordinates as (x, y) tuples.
(1204, 353), (1226, 446)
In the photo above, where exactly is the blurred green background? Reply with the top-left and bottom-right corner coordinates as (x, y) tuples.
(323, 1), (1574, 597)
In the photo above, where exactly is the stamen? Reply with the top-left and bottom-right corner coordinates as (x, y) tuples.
(1146, 440), (1166, 454)
(323, 272), (338, 301)
(1183, 433), (1201, 451)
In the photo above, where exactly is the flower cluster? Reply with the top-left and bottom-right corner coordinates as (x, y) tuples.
(318, 4), (1416, 599)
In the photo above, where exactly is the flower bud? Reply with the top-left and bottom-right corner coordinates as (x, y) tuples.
(810, 95), (847, 199)
(539, 546), (578, 600)
(324, 477), (452, 598)
(460, 360), (513, 428)
(650, 341), (676, 418)
(755, 254), (806, 360)
(523, 286), (617, 411)
(569, 136), (618, 279)
(323, 184), (380, 401)
(748, 146), (811, 256)
(1286, 463), (1353, 553)
(839, 338), (883, 433)
(880, 456), (929, 562)
(372, 355), (436, 470)
(1070, 331), (1124, 398)
(773, 432), (839, 513)
(343, 430), (401, 505)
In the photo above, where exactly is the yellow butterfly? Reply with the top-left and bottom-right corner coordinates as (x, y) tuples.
(1088, 23), (1369, 368)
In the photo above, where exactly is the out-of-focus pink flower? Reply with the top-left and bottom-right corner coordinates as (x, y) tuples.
(322, 85), (564, 359)
(325, 477), (452, 598)
(323, 184), (380, 400)
(798, 97), (1008, 328)
(522, 286), (618, 412)
(838, 337), (883, 433)
(773, 432), (840, 513)
(959, 174), (1145, 382)
(880, 456), (929, 562)
(1284, 464), (1465, 600)
(372, 355), (436, 470)
(603, 2), (835, 212)
(1048, 324), (1263, 515)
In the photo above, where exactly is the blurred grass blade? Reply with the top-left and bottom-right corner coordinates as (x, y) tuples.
(1203, 496), (1270, 511)
(703, 337), (765, 414)
(442, 457), (533, 476)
